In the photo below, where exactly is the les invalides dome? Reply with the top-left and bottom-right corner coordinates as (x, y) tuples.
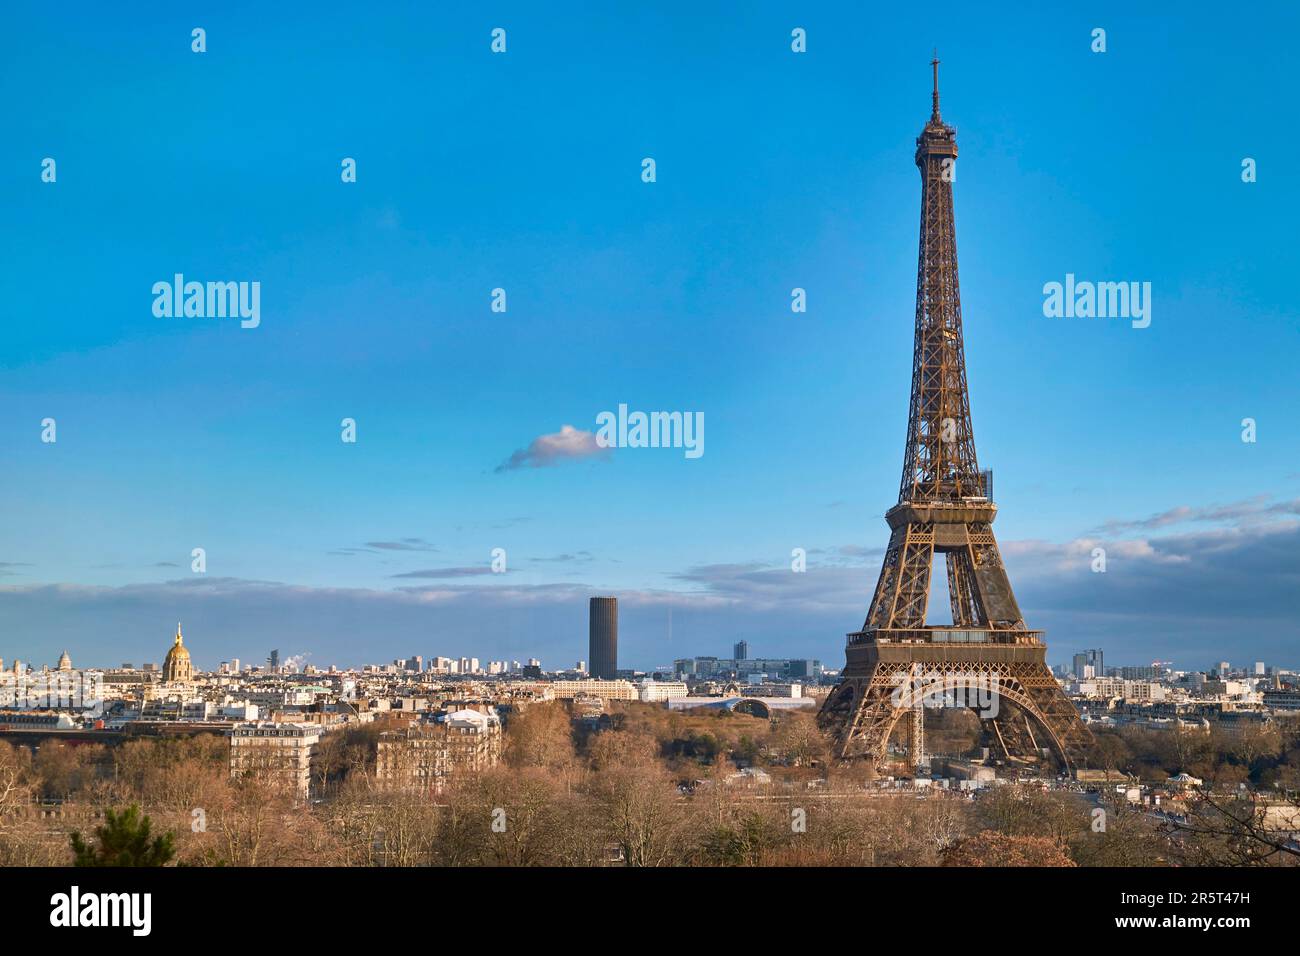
(162, 623), (194, 683)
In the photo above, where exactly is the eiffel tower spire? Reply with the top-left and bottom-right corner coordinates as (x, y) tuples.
(931, 52), (941, 122)
(818, 62), (1092, 775)
(903, 53), (979, 505)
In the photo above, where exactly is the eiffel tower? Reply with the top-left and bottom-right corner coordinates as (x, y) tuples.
(817, 60), (1092, 774)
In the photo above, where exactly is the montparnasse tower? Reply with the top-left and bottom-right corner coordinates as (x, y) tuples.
(162, 622), (194, 684)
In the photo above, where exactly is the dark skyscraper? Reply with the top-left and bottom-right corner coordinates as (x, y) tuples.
(589, 597), (618, 680)
(734, 640), (749, 660)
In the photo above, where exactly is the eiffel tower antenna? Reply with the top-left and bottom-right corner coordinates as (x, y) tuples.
(818, 62), (1093, 776)
(931, 50), (941, 120)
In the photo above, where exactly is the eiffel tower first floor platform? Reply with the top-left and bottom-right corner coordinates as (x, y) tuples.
(817, 629), (1094, 774)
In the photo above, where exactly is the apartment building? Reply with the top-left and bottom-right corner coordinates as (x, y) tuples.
(637, 680), (689, 702)
(228, 721), (322, 798)
(374, 709), (502, 794)
(550, 679), (638, 701)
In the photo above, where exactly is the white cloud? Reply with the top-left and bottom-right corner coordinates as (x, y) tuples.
(495, 425), (611, 472)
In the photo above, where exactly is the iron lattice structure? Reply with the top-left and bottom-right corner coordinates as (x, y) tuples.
(818, 61), (1092, 773)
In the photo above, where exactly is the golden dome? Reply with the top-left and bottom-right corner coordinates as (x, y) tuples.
(164, 623), (191, 661)
(163, 623), (194, 683)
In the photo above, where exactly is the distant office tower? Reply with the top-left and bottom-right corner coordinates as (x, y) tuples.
(734, 640), (749, 661)
(269, 649), (280, 672)
(1120, 666), (1157, 680)
(1073, 648), (1103, 679)
(1255, 661), (1265, 676)
(589, 596), (618, 680)
(1218, 660), (1230, 677)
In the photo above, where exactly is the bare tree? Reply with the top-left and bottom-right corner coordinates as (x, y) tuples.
(1163, 786), (1300, 867)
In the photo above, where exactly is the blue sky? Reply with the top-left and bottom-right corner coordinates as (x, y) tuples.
(2, 2), (1297, 673)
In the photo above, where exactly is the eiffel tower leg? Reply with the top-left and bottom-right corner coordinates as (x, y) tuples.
(817, 660), (911, 769)
(966, 523), (1024, 627)
(1014, 668), (1094, 768)
(865, 523), (934, 631)
(907, 702), (925, 770)
(985, 715), (1011, 761)
(1023, 713), (1040, 753)
(980, 707), (1039, 765)
(945, 548), (983, 626)
(972, 664), (1094, 771)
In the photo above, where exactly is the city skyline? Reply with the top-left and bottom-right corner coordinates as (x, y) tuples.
(1, 621), (1290, 680)
(3, 3), (1299, 674)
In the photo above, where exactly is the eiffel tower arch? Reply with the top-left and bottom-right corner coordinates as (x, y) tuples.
(818, 60), (1092, 774)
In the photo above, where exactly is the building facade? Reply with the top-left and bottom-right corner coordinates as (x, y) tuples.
(375, 709), (502, 794)
(673, 656), (822, 681)
(550, 679), (638, 701)
(228, 721), (322, 798)
(637, 680), (689, 702)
